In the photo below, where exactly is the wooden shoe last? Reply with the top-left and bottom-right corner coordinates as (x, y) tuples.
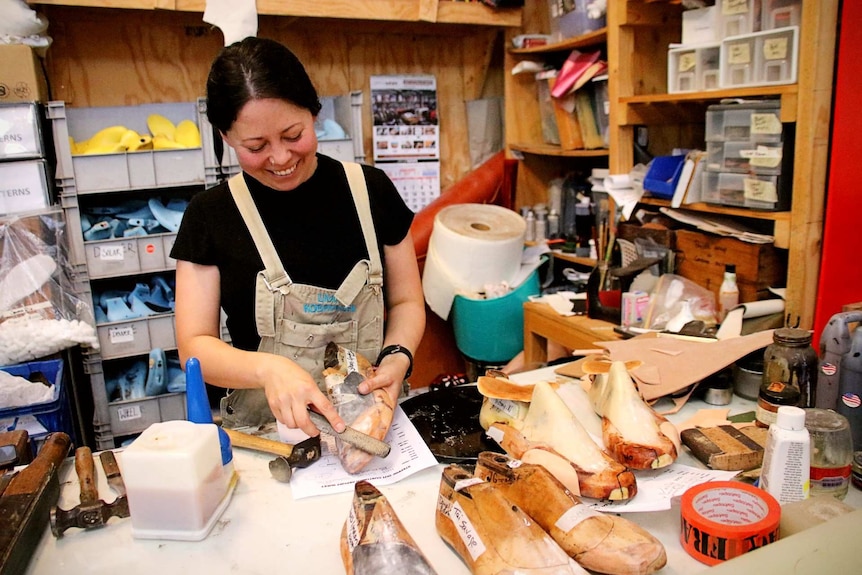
(474, 452), (667, 575)
(340, 480), (437, 575)
(436, 464), (588, 575)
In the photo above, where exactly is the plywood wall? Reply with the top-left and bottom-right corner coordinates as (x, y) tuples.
(39, 6), (503, 187)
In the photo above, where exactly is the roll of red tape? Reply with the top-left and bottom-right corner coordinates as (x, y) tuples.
(680, 480), (781, 565)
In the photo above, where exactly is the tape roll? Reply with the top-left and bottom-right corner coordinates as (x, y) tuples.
(680, 481), (781, 566)
(422, 204), (525, 320)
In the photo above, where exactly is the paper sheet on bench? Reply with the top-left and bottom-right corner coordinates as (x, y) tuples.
(290, 406), (439, 499)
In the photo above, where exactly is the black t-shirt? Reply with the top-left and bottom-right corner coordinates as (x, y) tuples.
(170, 154), (414, 351)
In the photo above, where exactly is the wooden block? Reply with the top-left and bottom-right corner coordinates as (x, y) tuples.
(680, 424), (767, 471)
(674, 229), (787, 302)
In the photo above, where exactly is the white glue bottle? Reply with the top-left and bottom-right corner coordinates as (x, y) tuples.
(760, 405), (811, 504)
(718, 263), (739, 322)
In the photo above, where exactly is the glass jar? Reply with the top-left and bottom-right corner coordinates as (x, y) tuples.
(804, 408), (854, 500)
(763, 327), (819, 408)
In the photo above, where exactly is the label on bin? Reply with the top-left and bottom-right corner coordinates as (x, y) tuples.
(763, 37), (789, 60)
(744, 178), (778, 202)
(117, 404), (142, 421)
(96, 244), (125, 261)
(109, 326), (135, 343)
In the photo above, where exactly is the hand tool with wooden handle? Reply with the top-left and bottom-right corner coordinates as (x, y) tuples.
(49, 446), (129, 538)
(221, 428), (321, 483)
(99, 450), (126, 497)
(308, 410), (391, 458)
(0, 432), (71, 575)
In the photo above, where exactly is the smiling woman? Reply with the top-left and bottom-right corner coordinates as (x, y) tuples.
(169, 37), (426, 442)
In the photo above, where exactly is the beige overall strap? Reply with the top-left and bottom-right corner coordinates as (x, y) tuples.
(335, 162), (383, 304)
(226, 173), (292, 293)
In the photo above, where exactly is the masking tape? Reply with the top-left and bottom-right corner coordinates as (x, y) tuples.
(680, 481), (781, 565)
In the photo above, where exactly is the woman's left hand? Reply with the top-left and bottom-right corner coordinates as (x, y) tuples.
(359, 354), (409, 403)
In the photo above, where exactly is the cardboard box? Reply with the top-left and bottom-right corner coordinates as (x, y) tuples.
(0, 45), (49, 103)
(674, 229), (787, 302)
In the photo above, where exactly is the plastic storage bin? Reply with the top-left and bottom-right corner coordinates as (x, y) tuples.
(720, 27), (798, 88)
(96, 314), (177, 360)
(0, 358), (73, 454)
(762, 0), (801, 30)
(703, 171), (787, 211)
(451, 268), (540, 364)
(668, 44), (721, 93)
(705, 141), (784, 174)
(717, 0), (761, 39)
(48, 101), (206, 194)
(84, 233), (177, 278)
(705, 101), (782, 143)
(643, 155), (686, 199)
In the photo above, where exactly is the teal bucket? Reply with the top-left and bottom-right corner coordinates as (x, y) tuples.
(451, 268), (541, 364)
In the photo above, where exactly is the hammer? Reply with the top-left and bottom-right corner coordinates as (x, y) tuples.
(221, 428), (321, 482)
(49, 446), (129, 538)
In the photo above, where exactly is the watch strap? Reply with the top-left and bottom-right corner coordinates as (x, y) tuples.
(375, 345), (413, 379)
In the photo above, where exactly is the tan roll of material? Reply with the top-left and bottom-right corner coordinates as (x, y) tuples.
(422, 203), (525, 319)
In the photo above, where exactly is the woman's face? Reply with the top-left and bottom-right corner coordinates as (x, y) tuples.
(223, 98), (319, 191)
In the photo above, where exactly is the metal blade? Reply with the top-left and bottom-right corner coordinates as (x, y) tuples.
(308, 411), (391, 458)
(98, 451), (125, 497)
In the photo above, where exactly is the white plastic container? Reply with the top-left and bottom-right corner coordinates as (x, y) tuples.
(120, 420), (237, 540)
(760, 405), (811, 505)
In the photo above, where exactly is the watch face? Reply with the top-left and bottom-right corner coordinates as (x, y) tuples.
(400, 383), (504, 464)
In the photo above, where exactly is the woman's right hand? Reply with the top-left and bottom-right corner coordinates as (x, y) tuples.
(258, 353), (346, 437)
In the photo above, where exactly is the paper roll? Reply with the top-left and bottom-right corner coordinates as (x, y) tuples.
(422, 204), (525, 319)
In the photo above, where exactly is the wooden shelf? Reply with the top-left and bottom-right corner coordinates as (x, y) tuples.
(28, 0), (523, 26)
(509, 142), (609, 158)
(620, 85), (799, 125)
(510, 28), (607, 54)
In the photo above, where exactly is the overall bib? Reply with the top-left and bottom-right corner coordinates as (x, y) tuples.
(220, 162), (384, 428)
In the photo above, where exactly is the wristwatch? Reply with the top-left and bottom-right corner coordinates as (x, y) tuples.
(375, 344), (414, 379)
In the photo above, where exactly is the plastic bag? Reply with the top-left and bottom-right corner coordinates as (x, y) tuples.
(641, 273), (717, 331)
(0, 209), (98, 365)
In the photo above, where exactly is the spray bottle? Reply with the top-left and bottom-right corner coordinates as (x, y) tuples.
(818, 311), (862, 410)
(836, 326), (862, 451)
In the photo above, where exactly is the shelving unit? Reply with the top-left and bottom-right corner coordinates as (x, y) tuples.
(28, 0), (523, 26)
(504, 0), (839, 329)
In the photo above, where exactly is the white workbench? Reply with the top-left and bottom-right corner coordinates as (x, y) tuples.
(24, 364), (862, 575)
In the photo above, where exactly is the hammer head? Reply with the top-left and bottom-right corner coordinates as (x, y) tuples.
(50, 496), (130, 538)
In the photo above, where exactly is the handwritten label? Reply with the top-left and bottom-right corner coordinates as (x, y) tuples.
(346, 503), (361, 552)
(744, 177), (778, 203)
(763, 37), (789, 60)
(722, 0), (750, 16)
(727, 43), (751, 65)
(750, 113), (782, 135)
(740, 145), (783, 168)
(454, 477), (484, 492)
(117, 404), (142, 421)
(109, 325), (135, 344)
(490, 397), (522, 418)
(678, 52), (697, 72)
(345, 348), (359, 374)
(97, 243), (125, 261)
(448, 501), (487, 560)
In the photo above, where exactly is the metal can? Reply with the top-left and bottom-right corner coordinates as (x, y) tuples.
(763, 327), (819, 408)
(756, 381), (801, 428)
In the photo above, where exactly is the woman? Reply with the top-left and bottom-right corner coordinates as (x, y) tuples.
(171, 37), (425, 437)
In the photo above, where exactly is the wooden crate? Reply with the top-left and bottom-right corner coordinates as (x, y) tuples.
(674, 229), (787, 302)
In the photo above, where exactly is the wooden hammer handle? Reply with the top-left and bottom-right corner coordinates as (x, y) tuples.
(74, 447), (98, 505)
(222, 428), (295, 458)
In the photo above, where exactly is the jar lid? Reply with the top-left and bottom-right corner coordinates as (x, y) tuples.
(804, 408), (850, 432)
(759, 381), (801, 405)
(776, 405), (806, 430)
(773, 327), (813, 344)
